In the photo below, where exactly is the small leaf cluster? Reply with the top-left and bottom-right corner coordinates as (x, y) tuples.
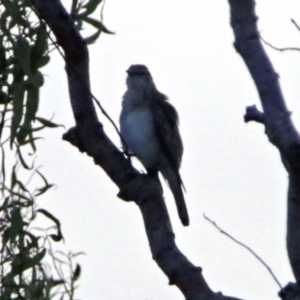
(72, 0), (114, 44)
(0, 0), (60, 149)
(0, 195), (82, 300)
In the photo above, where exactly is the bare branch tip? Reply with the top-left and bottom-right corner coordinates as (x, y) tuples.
(291, 18), (300, 32)
(260, 34), (300, 52)
(204, 214), (282, 289)
(244, 105), (265, 124)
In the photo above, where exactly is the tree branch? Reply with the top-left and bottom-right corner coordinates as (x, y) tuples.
(260, 35), (300, 53)
(28, 0), (244, 299)
(204, 214), (282, 289)
(228, 0), (300, 295)
(291, 19), (300, 32)
(244, 105), (265, 124)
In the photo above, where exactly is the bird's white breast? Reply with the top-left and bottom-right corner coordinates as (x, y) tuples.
(120, 108), (160, 169)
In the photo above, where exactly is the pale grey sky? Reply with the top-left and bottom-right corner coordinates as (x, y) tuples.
(36, 1), (300, 299)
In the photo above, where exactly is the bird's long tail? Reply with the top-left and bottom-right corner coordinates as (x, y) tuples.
(161, 168), (189, 226)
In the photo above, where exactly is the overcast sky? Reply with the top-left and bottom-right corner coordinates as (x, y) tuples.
(35, 1), (300, 299)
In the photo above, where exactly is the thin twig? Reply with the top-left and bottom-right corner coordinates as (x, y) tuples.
(291, 19), (300, 32)
(90, 93), (129, 154)
(260, 35), (300, 52)
(47, 240), (71, 298)
(28, 1), (130, 155)
(204, 214), (282, 289)
(100, 0), (106, 23)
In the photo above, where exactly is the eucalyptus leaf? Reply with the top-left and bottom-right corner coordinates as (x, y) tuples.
(83, 16), (114, 34)
(84, 29), (101, 44)
(37, 208), (64, 241)
(17, 84), (39, 143)
(16, 180), (29, 193)
(10, 164), (17, 190)
(35, 184), (54, 197)
(9, 206), (23, 243)
(22, 248), (46, 271)
(79, 0), (103, 17)
(28, 71), (44, 87)
(37, 55), (50, 69)
(30, 26), (48, 71)
(14, 36), (32, 76)
(0, 37), (7, 72)
(35, 116), (64, 128)
(16, 147), (31, 169)
(11, 81), (26, 145)
(0, 90), (9, 104)
(72, 264), (81, 281)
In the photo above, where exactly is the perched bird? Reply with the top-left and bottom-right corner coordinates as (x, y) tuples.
(120, 64), (189, 226)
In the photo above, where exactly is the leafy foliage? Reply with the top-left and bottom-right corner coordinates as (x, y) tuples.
(0, 0), (111, 298)
(72, 0), (114, 44)
(0, 1), (82, 298)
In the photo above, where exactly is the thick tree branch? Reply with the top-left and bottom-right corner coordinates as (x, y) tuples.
(28, 0), (244, 299)
(228, 0), (300, 296)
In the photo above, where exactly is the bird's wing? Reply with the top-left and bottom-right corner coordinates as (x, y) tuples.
(150, 92), (183, 170)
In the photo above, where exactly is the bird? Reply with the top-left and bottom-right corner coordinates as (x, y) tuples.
(119, 64), (189, 226)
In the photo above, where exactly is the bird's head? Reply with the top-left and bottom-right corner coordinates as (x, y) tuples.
(126, 64), (155, 92)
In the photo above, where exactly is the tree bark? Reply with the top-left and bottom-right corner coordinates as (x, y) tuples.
(228, 0), (300, 298)
(29, 0), (242, 299)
